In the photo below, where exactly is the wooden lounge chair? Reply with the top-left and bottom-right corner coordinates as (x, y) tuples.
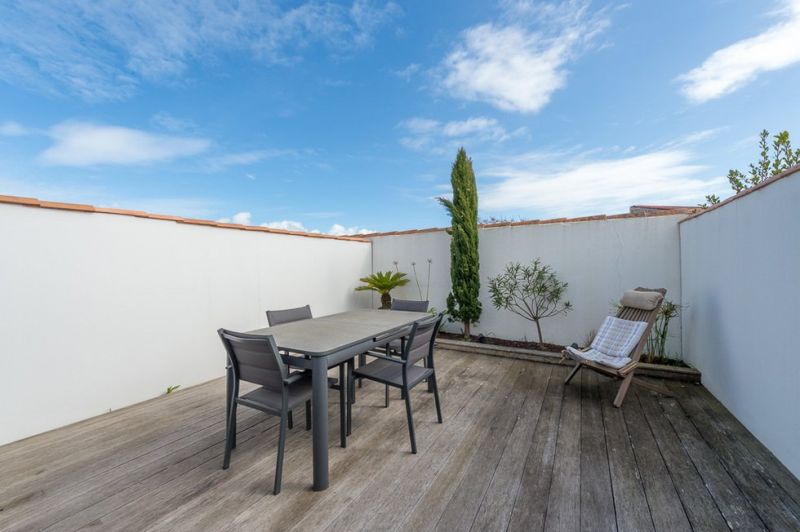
(562, 287), (672, 407)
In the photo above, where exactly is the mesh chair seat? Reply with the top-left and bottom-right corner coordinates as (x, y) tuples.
(238, 373), (314, 412)
(354, 359), (431, 388)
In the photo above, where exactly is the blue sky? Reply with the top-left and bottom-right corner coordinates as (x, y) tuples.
(1, 0), (799, 234)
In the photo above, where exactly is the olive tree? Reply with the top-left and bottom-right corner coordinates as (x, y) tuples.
(488, 259), (572, 345)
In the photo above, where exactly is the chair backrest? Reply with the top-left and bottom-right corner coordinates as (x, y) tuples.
(266, 305), (312, 326)
(218, 329), (286, 391)
(402, 313), (444, 366)
(615, 287), (666, 364)
(391, 299), (430, 312)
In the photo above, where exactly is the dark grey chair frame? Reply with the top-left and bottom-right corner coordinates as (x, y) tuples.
(356, 299), (431, 402)
(350, 313), (444, 454)
(266, 305), (313, 326)
(265, 304), (351, 448)
(390, 299), (430, 312)
(218, 328), (315, 495)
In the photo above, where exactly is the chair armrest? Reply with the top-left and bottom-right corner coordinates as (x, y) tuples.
(372, 327), (409, 345)
(362, 351), (404, 364)
(284, 371), (309, 385)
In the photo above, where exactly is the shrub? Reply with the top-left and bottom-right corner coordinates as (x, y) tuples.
(488, 259), (572, 345)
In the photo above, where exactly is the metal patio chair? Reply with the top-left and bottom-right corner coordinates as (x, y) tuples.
(266, 305), (313, 327)
(218, 328), (314, 495)
(266, 305), (351, 445)
(351, 313), (444, 454)
(356, 299), (431, 405)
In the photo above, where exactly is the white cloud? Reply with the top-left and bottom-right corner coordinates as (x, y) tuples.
(261, 220), (318, 233)
(328, 223), (374, 235)
(204, 148), (311, 171)
(398, 116), (519, 152)
(0, 121), (31, 136)
(441, 117), (507, 138)
(679, 0), (800, 103)
(401, 118), (440, 134)
(39, 122), (210, 166)
(259, 220), (372, 235)
(481, 147), (727, 217)
(0, 1), (401, 100)
(150, 112), (195, 132)
(392, 63), (420, 81)
(217, 212), (253, 225)
(206, 150), (271, 170)
(440, 1), (609, 113)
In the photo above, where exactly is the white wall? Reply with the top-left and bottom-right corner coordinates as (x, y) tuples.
(680, 174), (800, 478)
(370, 214), (685, 354)
(0, 203), (372, 445)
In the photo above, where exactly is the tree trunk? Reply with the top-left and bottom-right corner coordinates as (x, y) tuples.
(380, 293), (392, 309)
(534, 319), (543, 345)
(463, 321), (471, 340)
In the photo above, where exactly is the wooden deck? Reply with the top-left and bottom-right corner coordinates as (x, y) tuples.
(1, 349), (799, 531)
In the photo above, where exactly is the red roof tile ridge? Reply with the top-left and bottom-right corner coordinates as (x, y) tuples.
(0, 194), (370, 243)
(359, 208), (694, 237)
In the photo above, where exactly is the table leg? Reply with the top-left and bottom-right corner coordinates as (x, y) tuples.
(225, 366), (235, 449)
(312, 356), (329, 491)
(339, 363), (346, 448)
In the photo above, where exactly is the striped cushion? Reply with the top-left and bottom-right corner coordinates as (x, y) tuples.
(591, 316), (648, 359)
(566, 346), (633, 369)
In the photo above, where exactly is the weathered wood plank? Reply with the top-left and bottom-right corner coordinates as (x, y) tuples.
(399, 361), (530, 532)
(135, 356), (472, 532)
(4, 405), (268, 531)
(578, 371), (616, 531)
(621, 385), (692, 532)
(668, 381), (800, 530)
(658, 394), (766, 530)
(0, 350), (795, 532)
(635, 389), (728, 532)
(320, 355), (508, 532)
(543, 366), (581, 532)
(685, 383), (800, 508)
(44, 368), (391, 532)
(506, 366), (567, 532)
(469, 364), (553, 532)
(147, 352), (478, 532)
(433, 363), (538, 531)
(600, 376), (655, 532)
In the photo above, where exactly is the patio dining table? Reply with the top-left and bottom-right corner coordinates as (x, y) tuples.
(247, 308), (431, 491)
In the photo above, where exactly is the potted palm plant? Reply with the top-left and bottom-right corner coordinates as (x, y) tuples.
(355, 271), (410, 309)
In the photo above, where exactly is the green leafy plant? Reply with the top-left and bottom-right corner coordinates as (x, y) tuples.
(438, 147), (481, 338)
(355, 271), (410, 309)
(166, 385), (181, 395)
(644, 300), (682, 362)
(702, 129), (799, 206)
(488, 259), (572, 345)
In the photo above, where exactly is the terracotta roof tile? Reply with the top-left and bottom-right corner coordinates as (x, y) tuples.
(360, 208), (693, 238)
(0, 194), (370, 243)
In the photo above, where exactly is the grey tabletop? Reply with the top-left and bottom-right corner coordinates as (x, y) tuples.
(247, 309), (432, 357)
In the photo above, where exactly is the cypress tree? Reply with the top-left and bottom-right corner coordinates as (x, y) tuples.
(438, 147), (481, 338)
